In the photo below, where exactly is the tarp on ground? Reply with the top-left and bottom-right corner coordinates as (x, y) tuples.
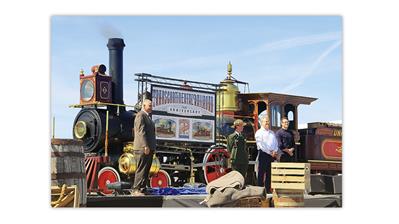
(147, 185), (207, 195)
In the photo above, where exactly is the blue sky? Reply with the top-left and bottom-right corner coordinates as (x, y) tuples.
(51, 16), (342, 138)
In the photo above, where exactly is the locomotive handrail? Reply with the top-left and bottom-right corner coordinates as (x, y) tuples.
(69, 102), (135, 108)
(135, 73), (220, 87)
(135, 78), (223, 92)
(134, 72), (223, 92)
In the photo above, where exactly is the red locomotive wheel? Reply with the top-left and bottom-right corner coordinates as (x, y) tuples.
(150, 170), (171, 188)
(203, 145), (231, 184)
(98, 167), (121, 195)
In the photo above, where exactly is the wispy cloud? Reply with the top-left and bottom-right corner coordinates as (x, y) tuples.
(242, 32), (341, 56)
(136, 53), (230, 73)
(138, 31), (342, 74)
(282, 40), (342, 93)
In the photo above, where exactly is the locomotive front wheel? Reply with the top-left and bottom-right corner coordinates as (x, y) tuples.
(202, 145), (231, 184)
(150, 170), (171, 188)
(98, 167), (121, 196)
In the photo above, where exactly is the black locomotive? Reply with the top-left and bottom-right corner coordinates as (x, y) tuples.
(71, 38), (342, 195)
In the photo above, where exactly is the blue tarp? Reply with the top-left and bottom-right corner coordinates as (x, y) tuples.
(147, 186), (207, 195)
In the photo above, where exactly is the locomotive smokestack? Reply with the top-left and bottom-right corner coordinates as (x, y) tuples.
(107, 38), (125, 105)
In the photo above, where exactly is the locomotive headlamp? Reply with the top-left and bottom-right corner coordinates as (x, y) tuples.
(81, 80), (94, 101)
(74, 121), (87, 139)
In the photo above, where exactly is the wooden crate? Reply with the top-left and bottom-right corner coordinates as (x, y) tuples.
(271, 162), (311, 192)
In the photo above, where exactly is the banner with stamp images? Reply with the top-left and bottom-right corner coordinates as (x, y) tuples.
(151, 85), (216, 143)
(152, 115), (215, 142)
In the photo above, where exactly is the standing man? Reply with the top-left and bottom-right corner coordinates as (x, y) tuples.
(276, 117), (295, 162)
(132, 99), (156, 196)
(255, 116), (279, 193)
(227, 119), (249, 178)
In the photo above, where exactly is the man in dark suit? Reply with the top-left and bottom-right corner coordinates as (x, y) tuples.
(132, 99), (157, 196)
(227, 119), (249, 178)
(276, 117), (295, 162)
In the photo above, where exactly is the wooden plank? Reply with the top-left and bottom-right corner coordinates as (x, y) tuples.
(271, 182), (306, 190)
(51, 138), (83, 146)
(274, 201), (304, 207)
(271, 168), (306, 175)
(51, 189), (74, 195)
(54, 191), (75, 208)
(51, 185), (80, 208)
(272, 162), (309, 169)
(73, 185), (79, 208)
(271, 175), (305, 182)
(274, 189), (304, 194)
(304, 166), (311, 192)
(51, 186), (74, 193)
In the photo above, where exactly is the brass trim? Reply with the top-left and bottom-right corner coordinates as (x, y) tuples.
(74, 121), (87, 139)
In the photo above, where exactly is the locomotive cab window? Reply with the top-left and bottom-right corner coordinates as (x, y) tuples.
(248, 103), (254, 114)
(271, 104), (281, 128)
(284, 104), (296, 130)
(287, 111), (294, 130)
(257, 101), (267, 115)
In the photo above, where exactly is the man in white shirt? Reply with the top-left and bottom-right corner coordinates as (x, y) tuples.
(255, 116), (279, 193)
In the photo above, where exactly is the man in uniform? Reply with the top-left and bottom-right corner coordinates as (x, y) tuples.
(276, 117), (295, 162)
(227, 119), (249, 178)
(131, 99), (156, 196)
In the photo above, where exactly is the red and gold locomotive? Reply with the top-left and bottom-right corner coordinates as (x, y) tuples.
(71, 38), (342, 195)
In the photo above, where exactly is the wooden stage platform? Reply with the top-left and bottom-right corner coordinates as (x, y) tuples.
(86, 194), (342, 208)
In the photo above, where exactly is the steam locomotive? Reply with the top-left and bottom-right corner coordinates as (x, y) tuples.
(71, 38), (342, 195)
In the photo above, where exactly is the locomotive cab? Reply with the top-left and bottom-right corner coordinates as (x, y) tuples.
(239, 93), (317, 140)
(215, 63), (317, 183)
(216, 62), (317, 141)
